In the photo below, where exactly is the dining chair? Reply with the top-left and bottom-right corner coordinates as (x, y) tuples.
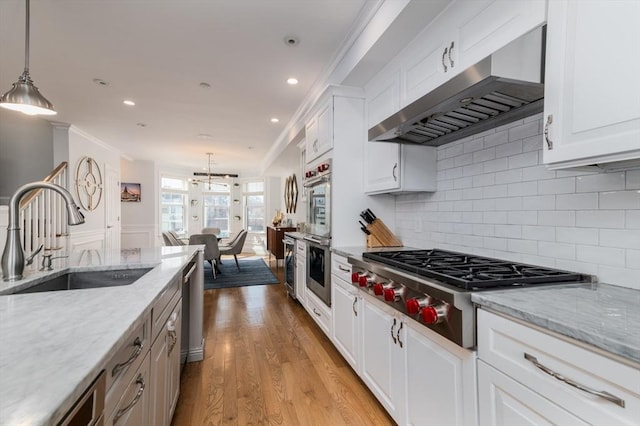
(161, 232), (174, 246)
(168, 231), (186, 246)
(201, 227), (221, 236)
(188, 234), (220, 279)
(219, 229), (248, 271)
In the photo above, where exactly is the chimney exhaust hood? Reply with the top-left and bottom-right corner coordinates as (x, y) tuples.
(369, 27), (545, 146)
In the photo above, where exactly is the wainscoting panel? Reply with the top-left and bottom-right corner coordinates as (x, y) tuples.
(121, 225), (158, 249)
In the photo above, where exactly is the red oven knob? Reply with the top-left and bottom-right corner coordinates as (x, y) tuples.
(373, 282), (384, 295)
(351, 272), (360, 283)
(406, 296), (435, 315)
(358, 275), (371, 287)
(383, 287), (403, 302)
(420, 304), (449, 325)
(317, 163), (329, 172)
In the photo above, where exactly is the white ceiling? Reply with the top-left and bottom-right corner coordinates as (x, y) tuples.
(0, 0), (376, 176)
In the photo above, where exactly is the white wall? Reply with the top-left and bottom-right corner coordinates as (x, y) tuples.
(121, 159), (158, 248)
(0, 109), (55, 204)
(395, 113), (640, 290)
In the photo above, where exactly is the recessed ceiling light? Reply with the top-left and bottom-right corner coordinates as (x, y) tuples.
(286, 77), (299, 85)
(270, 118), (279, 123)
(92, 78), (110, 87)
(197, 133), (213, 139)
(136, 122), (147, 127)
(199, 82), (211, 89)
(248, 146), (254, 150)
(283, 35), (299, 46)
(123, 100), (135, 106)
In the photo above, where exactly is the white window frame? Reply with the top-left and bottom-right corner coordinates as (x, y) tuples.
(243, 179), (265, 234)
(202, 182), (231, 234)
(160, 175), (189, 237)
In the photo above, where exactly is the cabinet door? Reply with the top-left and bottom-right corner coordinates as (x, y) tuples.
(168, 302), (182, 420)
(366, 69), (401, 129)
(305, 117), (319, 162)
(108, 354), (151, 426)
(543, 1), (640, 168)
(315, 100), (333, 157)
(331, 277), (360, 372)
(361, 298), (406, 424)
(478, 361), (588, 426)
(405, 321), (476, 426)
(364, 141), (401, 194)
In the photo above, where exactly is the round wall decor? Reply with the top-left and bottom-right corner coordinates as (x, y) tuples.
(75, 156), (103, 211)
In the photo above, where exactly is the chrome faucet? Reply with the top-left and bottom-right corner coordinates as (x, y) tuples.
(1, 181), (85, 281)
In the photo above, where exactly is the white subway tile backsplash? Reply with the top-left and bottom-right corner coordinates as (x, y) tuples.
(627, 170), (640, 189)
(508, 120), (539, 141)
(507, 181), (538, 197)
(556, 227), (599, 245)
(523, 195), (555, 211)
(600, 229), (640, 249)
(538, 211), (575, 226)
(538, 177), (575, 194)
(556, 193), (599, 210)
(483, 131), (508, 147)
(494, 224), (522, 238)
(627, 211), (640, 228)
(508, 151), (538, 169)
(507, 211), (537, 225)
(522, 225), (555, 241)
(576, 172), (625, 193)
(474, 147), (496, 163)
(396, 115), (639, 289)
(496, 140), (523, 158)
(575, 210), (625, 228)
(577, 245), (626, 267)
(599, 190), (640, 209)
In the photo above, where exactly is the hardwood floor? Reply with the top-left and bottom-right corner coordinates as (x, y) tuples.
(171, 257), (394, 426)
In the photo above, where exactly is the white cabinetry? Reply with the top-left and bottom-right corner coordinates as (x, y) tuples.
(361, 297), (406, 425)
(364, 142), (436, 194)
(331, 258), (360, 373)
(106, 354), (152, 426)
(477, 309), (640, 425)
(543, 1), (640, 169)
(295, 240), (306, 306)
(305, 99), (333, 163)
(305, 288), (332, 337)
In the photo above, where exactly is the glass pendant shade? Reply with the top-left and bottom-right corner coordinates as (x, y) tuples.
(0, 0), (56, 116)
(0, 71), (56, 116)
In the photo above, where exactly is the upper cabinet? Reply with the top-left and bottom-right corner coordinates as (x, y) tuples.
(306, 98), (334, 163)
(543, 1), (640, 169)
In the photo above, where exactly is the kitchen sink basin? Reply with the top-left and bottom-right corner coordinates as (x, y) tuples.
(16, 268), (153, 294)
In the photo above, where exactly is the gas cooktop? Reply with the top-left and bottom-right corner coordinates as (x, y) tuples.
(362, 249), (586, 291)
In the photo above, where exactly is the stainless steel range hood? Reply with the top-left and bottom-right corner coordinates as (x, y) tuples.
(369, 27), (545, 146)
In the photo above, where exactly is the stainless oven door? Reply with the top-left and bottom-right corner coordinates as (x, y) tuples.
(283, 237), (296, 299)
(304, 175), (331, 238)
(305, 237), (331, 307)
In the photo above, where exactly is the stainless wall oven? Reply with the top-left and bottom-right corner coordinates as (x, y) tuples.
(304, 160), (331, 239)
(305, 236), (331, 307)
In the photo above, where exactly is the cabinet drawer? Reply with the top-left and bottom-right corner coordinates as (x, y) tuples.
(306, 289), (331, 337)
(105, 316), (149, 411)
(151, 276), (180, 343)
(478, 309), (640, 425)
(106, 352), (151, 426)
(331, 254), (351, 283)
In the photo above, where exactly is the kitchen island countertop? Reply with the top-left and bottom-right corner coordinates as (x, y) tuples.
(0, 245), (201, 426)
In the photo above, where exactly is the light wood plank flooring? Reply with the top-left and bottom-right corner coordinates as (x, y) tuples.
(171, 257), (394, 426)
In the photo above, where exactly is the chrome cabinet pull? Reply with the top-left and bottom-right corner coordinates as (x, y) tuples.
(390, 318), (397, 344)
(392, 163), (398, 182)
(338, 265), (350, 272)
(396, 321), (403, 348)
(114, 374), (146, 423)
(544, 114), (553, 150)
(442, 47), (448, 72)
(524, 353), (625, 408)
(352, 296), (358, 317)
(167, 312), (178, 354)
(448, 41), (455, 67)
(112, 337), (143, 377)
(313, 308), (321, 317)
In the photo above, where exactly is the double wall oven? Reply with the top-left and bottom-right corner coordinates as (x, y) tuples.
(303, 160), (332, 306)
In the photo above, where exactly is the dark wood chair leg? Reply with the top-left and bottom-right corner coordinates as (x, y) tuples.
(234, 254), (240, 271)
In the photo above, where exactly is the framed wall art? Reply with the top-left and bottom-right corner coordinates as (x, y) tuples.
(121, 182), (141, 202)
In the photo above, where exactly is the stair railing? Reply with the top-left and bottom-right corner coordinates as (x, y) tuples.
(19, 162), (69, 254)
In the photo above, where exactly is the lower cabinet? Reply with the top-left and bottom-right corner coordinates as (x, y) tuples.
(477, 309), (640, 425)
(106, 353), (152, 426)
(331, 276), (361, 372)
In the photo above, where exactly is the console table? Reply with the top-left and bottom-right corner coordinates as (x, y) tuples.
(266, 226), (296, 269)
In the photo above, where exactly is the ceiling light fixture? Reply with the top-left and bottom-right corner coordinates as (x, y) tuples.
(270, 118), (279, 123)
(0, 0), (56, 116)
(193, 153), (238, 186)
(123, 100), (135, 106)
(286, 78), (299, 85)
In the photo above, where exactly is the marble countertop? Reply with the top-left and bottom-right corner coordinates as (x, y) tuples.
(0, 246), (201, 426)
(472, 283), (640, 365)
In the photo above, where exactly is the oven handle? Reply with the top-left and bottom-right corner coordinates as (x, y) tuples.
(303, 174), (331, 188)
(303, 235), (329, 246)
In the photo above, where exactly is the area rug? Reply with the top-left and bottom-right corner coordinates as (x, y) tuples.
(203, 258), (280, 290)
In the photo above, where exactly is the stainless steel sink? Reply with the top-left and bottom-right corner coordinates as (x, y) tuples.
(16, 268), (153, 294)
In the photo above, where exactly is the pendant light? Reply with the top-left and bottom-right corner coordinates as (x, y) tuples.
(206, 152), (214, 190)
(0, 0), (56, 116)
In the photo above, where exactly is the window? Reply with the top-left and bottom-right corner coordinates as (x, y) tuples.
(243, 180), (264, 232)
(161, 177), (188, 235)
(203, 182), (230, 233)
